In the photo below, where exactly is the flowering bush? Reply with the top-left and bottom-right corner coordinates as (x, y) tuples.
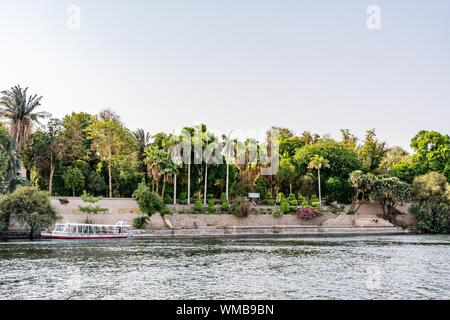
(297, 207), (317, 220)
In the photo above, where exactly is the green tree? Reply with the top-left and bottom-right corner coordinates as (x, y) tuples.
(61, 112), (96, 163)
(294, 140), (362, 204)
(348, 170), (376, 213)
(307, 155), (330, 206)
(340, 129), (358, 150)
(0, 126), (22, 193)
(87, 109), (137, 197)
(410, 130), (450, 181)
(63, 166), (85, 196)
(0, 186), (59, 239)
(133, 129), (151, 157)
(132, 182), (164, 216)
(32, 119), (66, 195)
(411, 172), (450, 233)
(276, 153), (297, 194)
(78, 191), (107, 223)
(369, 177), (412, 219)
(379, 146), (410, 172)
(325, 176), (353, 204)
(144, 145), (166, 194)
(358, 129), (387, 172)
(294, 140), (362, 179)
(0, 85), (50, 153)
(86, 171), (107, 196)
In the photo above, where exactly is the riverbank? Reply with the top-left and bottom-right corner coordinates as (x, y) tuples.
(131, 225), (411, 238)
(1, 197), (415, 240)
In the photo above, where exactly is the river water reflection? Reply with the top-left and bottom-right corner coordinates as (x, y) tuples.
(0, 235), (449, 300)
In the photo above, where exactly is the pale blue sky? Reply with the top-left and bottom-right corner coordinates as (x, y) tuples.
(0, 0), (449, 149)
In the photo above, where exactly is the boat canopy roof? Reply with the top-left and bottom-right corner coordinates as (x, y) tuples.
(56, 221), (130, 228)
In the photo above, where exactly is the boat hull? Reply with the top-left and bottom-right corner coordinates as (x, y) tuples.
(41, 233), (131, 240)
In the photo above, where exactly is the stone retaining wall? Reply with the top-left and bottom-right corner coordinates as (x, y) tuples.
(133, 226), (411, 238)
(47, 198), (412, 232)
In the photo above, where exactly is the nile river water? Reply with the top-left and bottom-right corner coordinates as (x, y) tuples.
(0, 235), (449, 300)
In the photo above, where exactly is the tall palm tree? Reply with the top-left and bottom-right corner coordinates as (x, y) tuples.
(0, 85), (50, 153)
(144, 145), (162, 193)
(133, 129), (151, 155)
(1, 139), (22, 193)
(308, 155), (330, 206)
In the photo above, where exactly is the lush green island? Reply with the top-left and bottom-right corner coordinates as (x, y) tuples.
(0, 85), (449, 236)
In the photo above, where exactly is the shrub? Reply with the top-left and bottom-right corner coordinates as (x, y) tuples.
(208, 199), (216, 213)
(297, 208), (317, 220)
(0, 187), (60, 239)
(273, 209), (283, 218)
(179, 192), (187, 204)
(276, 192), (285, 205)
(289, 199), (298, 212)
(311, 202), (321, 211)
(231, 196), (250, 218)
(288, 194), (296, 202)
(220, 192), (227, 202)
(78, 191), (108, 223)
(163, 195), (173, 205)
(298, 194), (310, 208)
(207, 194), (214, 200)
(325, 176), (353, 204)
(160, 207), (172, 216)
(221, 200), (229, 211)
(280, 198), (290, 214)
(310, 195), (319, 204)
(132, 182), (164, 216)
(133, 215), (149, 229)
(194, 199), (203, 212)
(411, 172), (450, 233)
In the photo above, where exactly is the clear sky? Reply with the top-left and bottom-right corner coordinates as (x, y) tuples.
(0, 0), (449, 149)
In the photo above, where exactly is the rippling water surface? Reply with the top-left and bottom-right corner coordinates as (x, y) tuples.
(0, 235), (449, 300)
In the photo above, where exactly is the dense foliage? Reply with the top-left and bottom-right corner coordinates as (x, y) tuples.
(410, 172), (450, 233)
(132, 182), (164, 216)
(0, 85), (449, 233)
(0, 187), (59, 238)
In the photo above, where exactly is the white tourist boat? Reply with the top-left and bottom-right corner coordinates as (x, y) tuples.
(41, 221), (132, 239)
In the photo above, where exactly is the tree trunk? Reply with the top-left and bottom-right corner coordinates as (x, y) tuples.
(29, 225), (35, 240)
(162, 175), (166, 198)
(187, 163), (191, 205)
(72, 187), (75, 197)
(108, 161), (112, 198)
(318, 168), (321, 206)
(289, 183), (292, 195)
(49, 155), (55, 196)
(226, 162), (229, 201)
(173, 174), (177, 206)
(204, 164), (208, 205)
